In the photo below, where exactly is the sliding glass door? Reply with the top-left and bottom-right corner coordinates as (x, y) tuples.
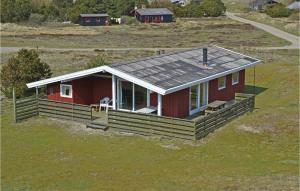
(190, 82), (208, 115)
(119, 81), (133, 110)
(134, 85), (147, 110)
(117, 79), (148, 111)
(190, 85), (199, 114)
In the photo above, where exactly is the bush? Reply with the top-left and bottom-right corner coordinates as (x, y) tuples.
(265, 3), (292, 18)
(201, 0), (226, 17)
(1, 49), (52, 98)
(122, 16), (139, 25)
(28, 13), (45, 25)
(86, 55), (109, 69)
(1, 0), (33, 23)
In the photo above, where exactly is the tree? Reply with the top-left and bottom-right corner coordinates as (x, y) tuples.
(1, 49), (52, 98)
(85, 55), (109, 69)
(265, 3), (292, 18)
(201, 0), (226, 17)
(0, 0), (33, 23)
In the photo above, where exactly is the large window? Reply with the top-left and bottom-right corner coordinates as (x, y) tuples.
(200, 83), (208, 107)
(218, 76), (226, 90)
(190, 85), (199, 111)
(190, 82), (208, 115)
(60, 84), (72, 98)
(118, 80), (149, 111)
(232, 72), (239, 85)
(119, 81), (133, 110)
(135, 85), (147, 110)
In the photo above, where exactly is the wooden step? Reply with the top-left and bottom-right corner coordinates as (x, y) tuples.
(86, 122), (108, 130)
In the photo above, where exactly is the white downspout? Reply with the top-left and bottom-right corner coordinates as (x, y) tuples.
(157, 94), (162, 116)
(112, 75), (116, 110)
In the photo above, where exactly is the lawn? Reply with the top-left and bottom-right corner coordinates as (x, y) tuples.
(1, 49), (299, 190)
(0, 17), (290, 49)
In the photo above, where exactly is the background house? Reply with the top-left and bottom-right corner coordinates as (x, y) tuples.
(79, 14), (109, 26)
(134, 8), (174, 23)
(249, 0), (278, 11)
(287, 1), (300, 10)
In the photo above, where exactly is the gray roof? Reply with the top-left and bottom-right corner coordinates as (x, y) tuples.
(135, 8), (174, 16)
(287, 2), (300, 9)
(111, 46), (260, 91)
(80, 13), (109, 17)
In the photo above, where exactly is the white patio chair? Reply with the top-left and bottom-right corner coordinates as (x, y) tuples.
(99, 97), (112, 113)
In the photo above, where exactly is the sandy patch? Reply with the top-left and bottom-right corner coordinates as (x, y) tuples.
(238, 125), (261, 133)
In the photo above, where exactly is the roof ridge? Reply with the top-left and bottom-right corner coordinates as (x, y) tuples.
(110, 46), (215, 67)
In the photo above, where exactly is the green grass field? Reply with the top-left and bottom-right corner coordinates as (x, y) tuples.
(1, 49), (299, 190)
(0, 17), (290, 49)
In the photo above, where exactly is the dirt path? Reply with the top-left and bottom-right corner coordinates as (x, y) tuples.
(226, 12), (299, 49)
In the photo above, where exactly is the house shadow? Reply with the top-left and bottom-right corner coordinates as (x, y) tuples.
(244, 85), (267, 95)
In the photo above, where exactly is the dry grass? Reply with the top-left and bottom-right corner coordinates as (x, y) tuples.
(0, 49), (156, 76)
(0, 17), (289, 48)
(238, 12), (300, 36)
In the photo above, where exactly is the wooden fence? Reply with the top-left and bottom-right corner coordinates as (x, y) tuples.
(38, 99), (92, 122)
(194, 93), (255, 140)
(108, 110), (195, 140)
(14, 93), (254, 141)
(107, 93), (255, 141)
(14, 96), (38, 122)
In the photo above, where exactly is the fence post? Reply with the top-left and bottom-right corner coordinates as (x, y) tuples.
(12, 87), (16, 123)
(35, 87), (39, 116)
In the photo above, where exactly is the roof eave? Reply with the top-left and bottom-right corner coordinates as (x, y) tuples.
(26, 66), (106, 88)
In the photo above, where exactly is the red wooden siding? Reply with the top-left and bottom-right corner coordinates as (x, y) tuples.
(208, 70), (245, 102)
(92, 77), (112, 104)
(47, 76), (112, 105)
(150, 92), (158, 106)
(162, 88), (189, 118)
(47, 82), (74, 103)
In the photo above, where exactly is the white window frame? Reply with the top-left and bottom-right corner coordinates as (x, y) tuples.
(232, 72), (239, 85)
(60, 84), (72, 98)
(218, 76), (226, 90)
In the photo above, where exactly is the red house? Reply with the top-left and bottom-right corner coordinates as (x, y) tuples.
(27, 46), (261, 119)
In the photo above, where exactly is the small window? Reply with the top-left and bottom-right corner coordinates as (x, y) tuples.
(232, 72), (239, 85)
(60, 84), (72, 98)
(218, 76), (226, 90)
(49, 87), (54, 95)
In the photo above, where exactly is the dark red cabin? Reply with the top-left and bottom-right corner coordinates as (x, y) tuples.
(27, 46), (260, 119)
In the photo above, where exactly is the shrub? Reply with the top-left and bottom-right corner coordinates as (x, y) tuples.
(123, 16), (139, 25)
(201, 0), (226, 17)
(1, 49), (52, 98)
(86, 55), (109, 69)
(1, 0), (33, 23)
(28, 13), (45, 25)
(265, 3), (292, 18)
